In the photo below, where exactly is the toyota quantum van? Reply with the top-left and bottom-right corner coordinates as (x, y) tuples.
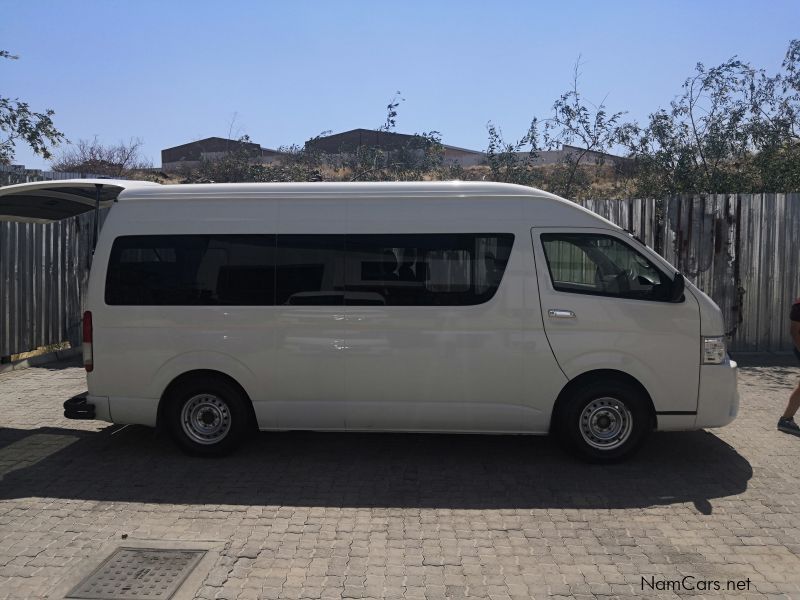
(0, 180), (739, 461)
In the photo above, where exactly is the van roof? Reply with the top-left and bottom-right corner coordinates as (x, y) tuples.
(117, 181), (561, 201)
(0, 180), (613, 229)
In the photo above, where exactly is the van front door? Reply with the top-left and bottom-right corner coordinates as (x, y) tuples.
(531, 228), (700, 416)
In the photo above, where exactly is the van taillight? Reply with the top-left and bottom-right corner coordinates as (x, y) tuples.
(82, 311), (93, 372)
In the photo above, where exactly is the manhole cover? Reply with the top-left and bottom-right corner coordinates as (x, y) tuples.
(67, 547), (206, 600)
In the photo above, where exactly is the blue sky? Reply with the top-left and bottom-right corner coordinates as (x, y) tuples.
(2, 0), (799, 169)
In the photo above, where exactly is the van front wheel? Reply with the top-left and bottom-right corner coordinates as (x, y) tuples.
(166, 377), (251, 456)
(557, 381), (650, 462)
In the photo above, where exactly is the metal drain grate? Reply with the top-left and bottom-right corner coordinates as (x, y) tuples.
(67, 547), (206, 600)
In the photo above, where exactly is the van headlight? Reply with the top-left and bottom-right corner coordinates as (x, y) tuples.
(703, 336), (727, 364)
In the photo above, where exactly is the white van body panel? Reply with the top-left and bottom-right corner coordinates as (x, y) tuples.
(696, 359), (739, 428)
(685, 279), (727, 336)
(339, 193), (563, 432)
(76, 181), (737, 436)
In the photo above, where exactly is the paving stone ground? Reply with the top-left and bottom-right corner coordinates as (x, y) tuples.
(0, 357), (799, 599)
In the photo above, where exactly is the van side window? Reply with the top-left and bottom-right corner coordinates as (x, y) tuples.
(541, 233), (671, 301)
(276, 235), (346, 305)
(106, 235), (277, 305)
(344, 233), (514, 306)
(106, 233), (514, 307)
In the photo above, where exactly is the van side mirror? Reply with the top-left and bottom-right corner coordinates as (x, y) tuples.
(670, 272), (685, 302)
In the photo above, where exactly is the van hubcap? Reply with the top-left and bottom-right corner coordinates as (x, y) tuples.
(181, 394), (231, 445)
(579, 397), (633, 450)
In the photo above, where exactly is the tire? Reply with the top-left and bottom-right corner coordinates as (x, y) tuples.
(556, 380), (651, 462)
(165, 376), (252, 456)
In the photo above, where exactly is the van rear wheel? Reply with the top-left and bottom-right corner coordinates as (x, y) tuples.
(557, 380), (650, 462)
(166, 376), (251, 456)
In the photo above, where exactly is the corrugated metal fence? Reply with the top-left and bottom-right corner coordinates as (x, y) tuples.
(0, 191), (798, 356)
(0, 168), (108, 358)
(1, 213), (94, 356)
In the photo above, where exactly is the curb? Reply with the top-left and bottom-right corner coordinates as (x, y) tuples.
(0, 347), (82, 374)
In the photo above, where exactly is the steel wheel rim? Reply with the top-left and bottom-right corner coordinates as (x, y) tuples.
(579, 396), (633, 451)
(180, 393), (231, 445)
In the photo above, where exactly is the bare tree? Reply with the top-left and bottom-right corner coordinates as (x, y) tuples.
(51, 137), (152, 177)
(542, 57), (627, 198)
(745, 39), (800, 191)
(485, 120), (541, 186)
(348, 92), (444, 182)
(625, 41), (800, 196)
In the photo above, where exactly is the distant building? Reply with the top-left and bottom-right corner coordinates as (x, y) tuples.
(303, 129), (631, 169)
(161, 137), (282, 171)
(161, 133), (630, 173)
(0, 163), (110, 187)
(441, 144), (486, 167)
(519, 145), (632, 169)
(305, 128), (488, 167)
(305, 129), (415, 154)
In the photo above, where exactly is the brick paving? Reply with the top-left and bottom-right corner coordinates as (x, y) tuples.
(0, 358), (799, 599)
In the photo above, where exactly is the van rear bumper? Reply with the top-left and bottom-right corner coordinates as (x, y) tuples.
(695, 358), (739, 428)
(64, 393), (111, 422)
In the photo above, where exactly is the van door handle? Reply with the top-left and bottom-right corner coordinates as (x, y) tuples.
(548, 309), (576, 319)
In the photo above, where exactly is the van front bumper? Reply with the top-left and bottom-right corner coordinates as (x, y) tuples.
(695, 357), (739, 428)
(64, 393), (111, 422)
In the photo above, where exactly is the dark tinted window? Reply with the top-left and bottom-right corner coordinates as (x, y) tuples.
(345, 233), (514, 306)
(106, 235), (276, 305)
(541, 233), (671, 301)
(276, 235), (345, 305)
(106, 233), (514, 307)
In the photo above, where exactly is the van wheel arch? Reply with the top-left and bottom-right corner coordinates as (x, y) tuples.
(550, 369), (657, 433)
(157, 370), (257, 433)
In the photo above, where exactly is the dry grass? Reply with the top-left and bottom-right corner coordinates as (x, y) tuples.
(10, 342), (71, 362)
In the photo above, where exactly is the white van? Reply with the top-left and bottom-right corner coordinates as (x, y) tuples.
(0, 180), (738, 461)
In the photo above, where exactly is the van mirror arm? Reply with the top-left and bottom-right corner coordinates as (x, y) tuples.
(624, 228), (646, 246)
